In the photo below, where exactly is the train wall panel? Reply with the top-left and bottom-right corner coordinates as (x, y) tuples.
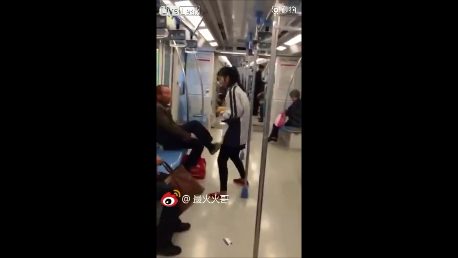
(185, 52), (215, 95)
(184, 52), (215, 127)
(268, 57), (302, 133)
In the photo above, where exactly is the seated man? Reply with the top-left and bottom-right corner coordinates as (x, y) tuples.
(268, 89), (302, 142)
(156, 85), (221, 170)
(156, 156), (190, 256)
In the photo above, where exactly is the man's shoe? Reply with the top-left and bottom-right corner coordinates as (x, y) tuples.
(209, 143), (222, 155)
(268, 137), (277, 142)
(157, 244), (182, 256)
(175, 222), (191, 232)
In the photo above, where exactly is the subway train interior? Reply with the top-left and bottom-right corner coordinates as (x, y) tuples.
(156, 0), (302, 257)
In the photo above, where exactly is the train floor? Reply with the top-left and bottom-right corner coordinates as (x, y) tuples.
(159, 121), (301, 258)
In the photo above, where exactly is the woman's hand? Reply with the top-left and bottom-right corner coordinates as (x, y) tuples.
(216, 106), (226, 116)
(216, 106), (226, 113)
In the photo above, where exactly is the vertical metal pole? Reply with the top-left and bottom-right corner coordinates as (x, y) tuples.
(243, 31), (258, 186)
(253, 4), (280, 258)
(158, 40), (163, 84)
(161, 40), (166, 84)
(169, 46), (174, 86)
(169, 46), (175, 115)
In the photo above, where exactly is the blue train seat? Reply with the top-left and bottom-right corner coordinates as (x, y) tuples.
(156, 148), (187, 174)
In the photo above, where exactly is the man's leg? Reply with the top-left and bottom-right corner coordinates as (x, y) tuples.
(157, 182), (191, 231)
(181, 121), (213, 147)
(156, 182), (181, 255)
(157, 205), (180, 246)
(181, 120), (221, 154)
(284, 120), (293, 127)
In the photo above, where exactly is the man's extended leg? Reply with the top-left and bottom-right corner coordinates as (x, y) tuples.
(181, 120), (212, 147)
(181, 120), (221, 154)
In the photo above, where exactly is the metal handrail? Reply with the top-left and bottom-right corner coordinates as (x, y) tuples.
(243, 33), (258, 189)
(253, 1), (281, 257)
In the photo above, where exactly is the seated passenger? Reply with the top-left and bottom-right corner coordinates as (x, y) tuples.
(268, 89), (302, 142)
(156, 85), (221, 170)
(156, 155), (190, 256)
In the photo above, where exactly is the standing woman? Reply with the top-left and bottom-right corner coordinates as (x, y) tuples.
(209, 67), (251, 199)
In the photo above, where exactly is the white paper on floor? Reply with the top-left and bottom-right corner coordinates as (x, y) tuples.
(223, 237), (232, 246)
